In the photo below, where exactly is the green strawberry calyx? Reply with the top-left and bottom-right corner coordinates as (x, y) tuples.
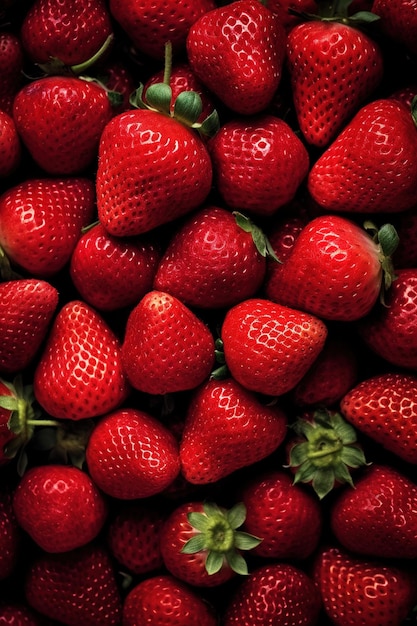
(363, 220), (399, 303)
(289, 0), (380, 27)
(181, 502), (262, 576)
(233, 212), (281, 262)
(285, 408), (368, 499)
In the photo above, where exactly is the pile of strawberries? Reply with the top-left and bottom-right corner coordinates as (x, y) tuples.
(1, 0), (417, 624)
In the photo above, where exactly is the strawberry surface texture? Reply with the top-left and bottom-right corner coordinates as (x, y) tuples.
(1, 0), (417, 624)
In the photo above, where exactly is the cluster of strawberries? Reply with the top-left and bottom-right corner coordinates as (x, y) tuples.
(1, 0), (417, 624)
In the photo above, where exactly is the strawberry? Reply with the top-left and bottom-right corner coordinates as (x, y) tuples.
(12, 464), (108, 553)
(92, 58), (137, 116)
(69, 222), (160, 311)
(179, 377), (288, 484)
(85, 407), (180, 499)
(0, 109), (21, 179)
(186, 0), (287, 115)
(0, 279), (59, 375)
(372, 0), (417, 57)
(24, 543), (122, 626)
(0, 603), (42, 625)
(239, 469), (323, 560)
(13, 75), (114, 175)
(159, 501), (261, 587)
(264, 215), (398, 322)
(314, 544), (417, 626)
(330, 464), (417, 560)
(0, 485), (21, 581)
(308, 98), (417, 213)
(340, 372), (417, 465)
(286, 0), (383, 147)
(109, 0), (216, 61)
(0, 32), (24, 117)
(0, 177), (95, 278)
(223, 562), (322, 625)
(121, 290), (215, 395)
(33, 300), (130, 420)
(220, 298), (328, 396)
(208, 114), (310, 217)
(153, 207), (267, 310)
(357, 268), (417, 371)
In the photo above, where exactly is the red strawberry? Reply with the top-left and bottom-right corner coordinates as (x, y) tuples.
(314, 544), (417, 626)
(308, 98), (417, 213)
(372, 0), (417, 57)
(330, 464), (417, 560)
(208, 115), (309, 217)
(153, 207), (267, 310)
(264, 215), (398, 322)
(123, 574), (218, 626)
(179, 378), (288, 484)
(0, 177), (95, 278)
(13, 76), (114, 175)
(0, 109), (21, 179)
(340, 372), (417, 465)
(109, 0), (216, 61)
(13, 464), (108, 553)
(0, 32), (24, 117)
(159, 501), (261, 587)
(0, 279), (58, 375)
(0, 603), (42, 625)
(239, 469), (323, 560)
(33, 300), (130, 420)
(220, 298), (328, 396)
(85, 407), (180, 499)
(24, 543), (122, 626)
(223, 562), (322, 625)
(92, 58), (137, 116)
(0, 485), (21, 581)
(121, 290), (215, 395)
(69, 222), (160, 311)
(286, 1), (383, 147)
(186, 0), (287, 115)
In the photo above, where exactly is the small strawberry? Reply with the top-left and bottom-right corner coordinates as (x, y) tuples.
(122, 575), (218, 626)
(0, 32), (24, 117)
(223, 562), (322, 625)
(330, 464), (417, 560)
(0, 485), (21, 581)
(85, 408), (180, 499)
(121, 290), (215, 396)
(186, 0), (287, 115)
(159, 501), (261, 587)
(208, 114), (310, 216)
(340, 371), (417, 465)
(372, 0), (417, 57)
(69, 222), (160, 311)
(33, 300), (130, 420)
(0, 177), (95, 278)
(179, 378), (288, 484)
(0, 109), (21, 179)
(220, 298), (328, 396)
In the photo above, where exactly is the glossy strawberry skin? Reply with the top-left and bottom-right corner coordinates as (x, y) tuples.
(187, 0), (287, 115)
(221, 298), (328, 396)
(13, 76), (114, 175)
(33, 300), (130, 420)
(0, 177), (95, 277)
(372, 0), (417, 56)
(85, 408), (180, 499)
(96, 109), (213, 237)
(0, 109), (21, 178)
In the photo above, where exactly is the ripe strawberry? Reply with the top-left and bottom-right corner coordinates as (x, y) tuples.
(186, 0), (287, 115)
(160, 501), (261, 587)
(314, 544), (417, 626)
(179, 378), (287, 484)
(24, 543), (122, 626)
(92, 58), (137, 116)
(0, 485), (21, 581)
(330, 464), (417, 560)
(239, 469), (323, 560)
(85, 408), (180, 499)
(264, 215), (398, 322)
(153, 207), (267, 310)
(121, 290), (215, 395)
(223, 562), (322, 625)
(0, 602), (42, 625)
(208, 115), (309, 216)
(33, 300), (130, 420)
(340, 372), (417, 465)
(0, 109), (21, 179)
(0, 32), (24, 117)
(13, 464), (108, 553)
(220, 298), (328, 396)
(0, 177), (95, 278)
(287, 1), (383, 147)
(123, 574), (218, 626)
(13, 75), (114, 175)
(308, 98), (417, 213)
(69, 222), (160, 311)
(0, 279), (59, 375)
(372, 0), (417, 57)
